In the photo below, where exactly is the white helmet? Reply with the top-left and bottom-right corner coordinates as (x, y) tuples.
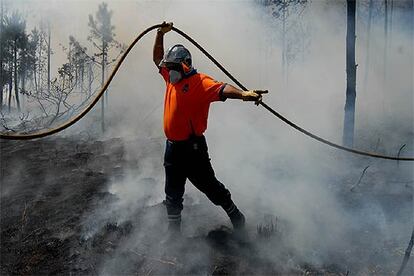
(159, 44), (192, 69)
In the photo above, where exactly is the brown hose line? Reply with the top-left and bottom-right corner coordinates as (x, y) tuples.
(0, 24), (163, 141)
(0, 24), (413, 161)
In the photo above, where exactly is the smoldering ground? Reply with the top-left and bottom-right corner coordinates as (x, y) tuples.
(1, 0), (413, 275)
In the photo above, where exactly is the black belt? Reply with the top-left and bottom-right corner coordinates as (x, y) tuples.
(167, 135), (205, 148)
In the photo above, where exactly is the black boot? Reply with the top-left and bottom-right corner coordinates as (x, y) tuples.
(168, 219), (181, 234)
(229, 210), (250, 244)
(229, 209), (246, 230)
(223, 202), (246, 230)
(162, 219), (182, 248)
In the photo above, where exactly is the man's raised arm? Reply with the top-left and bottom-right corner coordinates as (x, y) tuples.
(153, 22), (173, 67)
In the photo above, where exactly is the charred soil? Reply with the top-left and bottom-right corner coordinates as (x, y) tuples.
(0, 137), (411, 275)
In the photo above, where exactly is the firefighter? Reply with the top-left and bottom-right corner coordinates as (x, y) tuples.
(153, 22), (267, 237)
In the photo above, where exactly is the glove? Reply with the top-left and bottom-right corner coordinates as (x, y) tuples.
(242, 90), (268, 105)
(158, 21), (173, 34)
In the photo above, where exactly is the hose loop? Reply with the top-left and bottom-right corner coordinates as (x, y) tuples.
(0, 24), (412, 161)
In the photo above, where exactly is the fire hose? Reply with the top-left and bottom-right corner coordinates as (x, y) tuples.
(0, 24), (413, 161)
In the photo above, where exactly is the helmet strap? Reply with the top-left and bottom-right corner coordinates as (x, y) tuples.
(182, 62), (191, 74)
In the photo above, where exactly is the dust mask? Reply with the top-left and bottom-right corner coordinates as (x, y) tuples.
(169, 70), (182, 84)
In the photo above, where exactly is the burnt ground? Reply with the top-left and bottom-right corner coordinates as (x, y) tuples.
(0, 136), (412, 275)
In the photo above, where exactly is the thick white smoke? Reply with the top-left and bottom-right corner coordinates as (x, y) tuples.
(7, 0), (413, 274)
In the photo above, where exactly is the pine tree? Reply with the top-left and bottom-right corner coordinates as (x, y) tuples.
(4, 11), (27, 112)
(88, 2), (115, 133)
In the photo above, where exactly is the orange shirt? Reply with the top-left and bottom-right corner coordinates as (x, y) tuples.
(159, 67), (226, 141)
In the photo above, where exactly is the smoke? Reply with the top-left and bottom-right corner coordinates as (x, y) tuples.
(7, 0), (413, 274)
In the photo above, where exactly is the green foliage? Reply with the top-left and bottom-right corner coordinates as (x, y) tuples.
(258, 0), (308, 19)
(88, 2), (115, 52)
(0, 1), (125, 117)
(1, 11), (27, 85)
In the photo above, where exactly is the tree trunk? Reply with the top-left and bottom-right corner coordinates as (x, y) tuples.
(0, 0), (4, 109)
(384, 0), (388, 84)
(343, 0), (357, 147)
(21, 72), (25, 94)
(105, 64), (109, 106)
(38, 38), (43, 94)
(34, 64), (38, 94)
(47, 22), (51, 95)
(8, 70), (12, 112)
(282, 0), (286, 85)
(389, 0), (393, 48)
(75, 67), (78, 88)
(81, 66), (84, 94)
(13, 41), (20, 111)
(101, 41), (105, 133)
(21, 72), (26, 110)
(363, 0), (373, 92)
(88, 62), (92, 96)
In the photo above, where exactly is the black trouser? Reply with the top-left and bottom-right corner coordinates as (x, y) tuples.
(163, 135), (235, 223)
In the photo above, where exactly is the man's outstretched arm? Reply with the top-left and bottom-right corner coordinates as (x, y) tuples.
(153, 22), (173, 67)
(222, 84), (268, 105)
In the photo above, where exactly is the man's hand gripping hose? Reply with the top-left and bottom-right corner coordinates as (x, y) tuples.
(158, 21), (173, 34)
(0, 23), (412, 161)
(242, 90), (268, 105)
